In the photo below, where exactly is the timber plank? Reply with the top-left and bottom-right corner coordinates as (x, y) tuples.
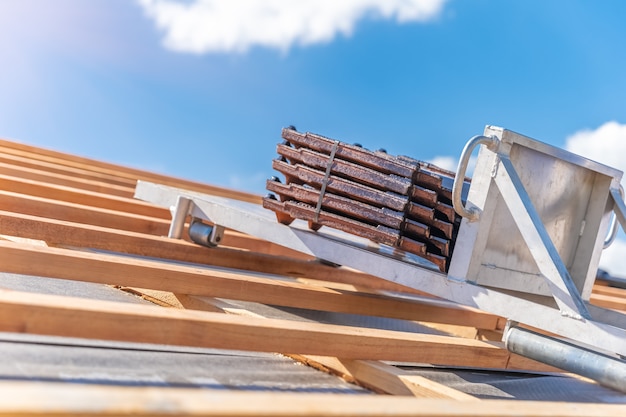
(592, 285), (626, 298)
(219, 229), (314, 259)
(0, 151), (136, 187)
(149, 293), (556, 375)
(0, 139), (141, 178)
(590, 293), (626, 311)
(0, 161), (135, 197)
(0, 173), (168, 219)
(0, 210), (392, 286)
(0, 190), (171, 235)
(0, 241), (499, 329)
(0, 190), (310, 258)
(0, 139), (261, 204)
(152, 294), (480, 399)
(0, 194), (312, 259)
(505, 353), (562, 373)
(1, 382), (625, 416)
(294, 277), (428, 297)
(121, 289), (565, 389)
(295, 357), (479, 399)
(0, 288), (508, 367)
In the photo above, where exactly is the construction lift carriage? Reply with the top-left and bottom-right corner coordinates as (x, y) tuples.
(135, 125), (626, 392)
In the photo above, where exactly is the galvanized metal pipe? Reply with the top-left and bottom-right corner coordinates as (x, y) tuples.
(505, 325), (626, 393)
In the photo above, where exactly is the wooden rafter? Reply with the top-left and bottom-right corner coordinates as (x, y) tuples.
(1, 381), (624, 417)
(0, 240), (499, 329)
(0, 138), (261, 203)
(0, 288), (508, 367)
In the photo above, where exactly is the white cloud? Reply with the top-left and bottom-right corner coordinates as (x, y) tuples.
(565, 121), (626, 277)
(428, 155), (457, 172)
(598, 238), (626, 277)
(136, 0), (447, 54)
(427, 155), (476, 176)
(565, 121), (626, 178)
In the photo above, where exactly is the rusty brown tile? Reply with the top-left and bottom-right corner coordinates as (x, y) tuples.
(265, 180), (405, 230)
(263, 198), (403, 248)
(272, 159), (409, 212)
(409, 185), (439, 206)
(282, 128), (417, 179)
(265, 128), (470, 273)
(277, 144), (413, 195)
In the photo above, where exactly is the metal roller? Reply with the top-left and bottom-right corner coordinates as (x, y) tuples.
(188, 219), (225, 248)
(504, 325), (626, 393)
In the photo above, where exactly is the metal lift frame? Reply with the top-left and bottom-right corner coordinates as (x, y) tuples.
(134, 126), (626, 391)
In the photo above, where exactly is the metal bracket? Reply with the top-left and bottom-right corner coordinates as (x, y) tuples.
(167, 194), (225, 247)
(168, 196), (192, 239)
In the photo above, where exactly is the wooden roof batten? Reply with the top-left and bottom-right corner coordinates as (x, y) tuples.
(0, 137), (625, 415)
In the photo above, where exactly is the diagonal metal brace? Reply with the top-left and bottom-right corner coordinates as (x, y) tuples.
(492, 156), (591, 320)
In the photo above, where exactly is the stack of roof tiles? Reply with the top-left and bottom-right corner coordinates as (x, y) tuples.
(263, 127), (466, 272)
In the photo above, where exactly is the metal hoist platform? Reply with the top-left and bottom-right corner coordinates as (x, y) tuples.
(135, 125), (626, 392)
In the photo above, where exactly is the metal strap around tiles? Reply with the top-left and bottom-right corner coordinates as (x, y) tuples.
(314, 140), (339, 223)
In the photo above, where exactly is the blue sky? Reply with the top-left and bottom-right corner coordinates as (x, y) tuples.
(2, 0), (626, 272)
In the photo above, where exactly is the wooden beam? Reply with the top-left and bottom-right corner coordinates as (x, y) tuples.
(0, 190), (171, 235)
(159, 294), (556, 377)
(593, 285), (626, 296)
(590, 286), (626, 311)
(0, 210), (371, 281)
(0, 161), (135, 197)
(590, 293), (626, 311)
(176, 294), (481, 399)
(0, 139), (146, 180)
(504, 353), (562, 373)
(417, 322), (480, 339)
(294, 356), (479, 399)
(0, 241), (499, 329)
(0, 381), (624, 416)
(0, 139), (261, 204)
(295, 276), (430, 297)
(0, 174), (168, 219)
(0, 151), (136, 187)
(176, 294), (479, 399)
(0, 195), (313, 259)
(216, 229), (314, 259)
(0, 288), (508, 367)
(0, 188), (427, 294)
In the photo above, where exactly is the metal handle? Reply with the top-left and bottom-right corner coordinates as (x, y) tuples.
(604, 184), (625, 249)
(452, 135), (500, 222)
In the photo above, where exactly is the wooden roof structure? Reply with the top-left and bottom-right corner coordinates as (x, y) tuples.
(0, 137), (625, 415)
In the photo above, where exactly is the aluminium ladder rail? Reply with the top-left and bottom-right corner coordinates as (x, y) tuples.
(134, 126), (626, 392)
